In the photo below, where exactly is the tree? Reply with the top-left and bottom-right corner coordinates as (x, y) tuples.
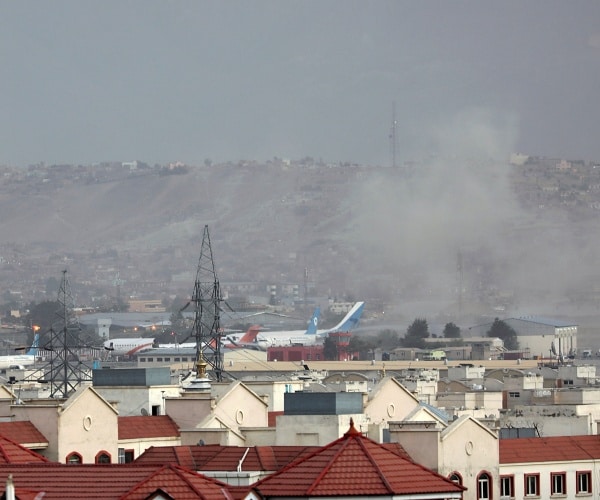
(487, 318), (519, 350)
(443, 322), (461, 338)
(375, 329), (401, 350)
(403, 318), (429, 349)
(26, 300), (61, 334)
(323, 337), (338, 361)
(348, 335), (377, 361)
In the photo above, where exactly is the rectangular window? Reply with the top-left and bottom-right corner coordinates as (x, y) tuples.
(147, 357), (153, 362)
(508, 391), (520, 398)
(118, 448), (135, 464)
(525, 474), (540, 497)
(156, 357), (163, 362)
(174, 357), (180, 362)
(551, 472), (566, 495)
(164, 357), (170, 361)
(500, 475), (514, 498)
(577, 471), (592, 494)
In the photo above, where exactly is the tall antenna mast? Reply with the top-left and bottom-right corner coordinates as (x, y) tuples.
(190, 225), (224, 383)
(457, 251), (463, 323)
(389, 101), (397, 168)
(303, 267), (309, 317)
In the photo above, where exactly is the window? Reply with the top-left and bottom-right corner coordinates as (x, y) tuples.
(164, 357), (170, 361)
(449, 472), (463, 486)
(508, 391), (520, 398)
(477, 472), (491, 500)
(156, 357), (163, 362)
(66, 452), (82, 464)
(95, 451), (111, 464)
(525, 473), (540, 497)
(577, 471), (592, 494)
(147, 357), (153, 362)
(174, 357), (180, 362)
(551, 472), (566, 496)
(118, 448), (134, 464)
(500, 475), (514, 498)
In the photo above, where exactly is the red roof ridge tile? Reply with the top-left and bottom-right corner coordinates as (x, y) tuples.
(343, 417), (361, 437)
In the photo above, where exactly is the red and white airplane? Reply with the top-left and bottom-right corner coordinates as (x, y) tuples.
(104, 324), (268, 355)
(222, 325), (269, 351)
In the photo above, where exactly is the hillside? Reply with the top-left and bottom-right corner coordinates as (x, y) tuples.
(2, 157), (600, 328)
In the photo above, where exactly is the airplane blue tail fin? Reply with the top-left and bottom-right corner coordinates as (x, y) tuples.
(304, 307), (320, 335)
(26, 333), (40, 356)
(327, 302), (365, 333)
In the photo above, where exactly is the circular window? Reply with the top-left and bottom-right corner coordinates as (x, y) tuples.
(387, 403), (395, 417)
(83, 415), (93, 431)
(236, 409), (244, 424)
(465, 441), (474, 455)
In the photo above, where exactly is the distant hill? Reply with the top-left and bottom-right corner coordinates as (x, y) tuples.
(2, 158), (600, 326)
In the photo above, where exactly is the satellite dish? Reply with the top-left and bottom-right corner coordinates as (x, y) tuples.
(140, 408), (149, 416)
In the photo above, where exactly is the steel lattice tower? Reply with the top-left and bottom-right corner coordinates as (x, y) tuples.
(191, 225), (224, 382)
(45, 269), (92, 398)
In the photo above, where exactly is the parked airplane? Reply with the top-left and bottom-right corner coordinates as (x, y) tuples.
(104, 324), (268, 355)
(257, 307), (321, 347)
(322, 301), (365, 335)
(0, 333), (40, 369)
(103, 337), (156, 356)
(222, 325), (269, 351)
(259, 302), (365, 347)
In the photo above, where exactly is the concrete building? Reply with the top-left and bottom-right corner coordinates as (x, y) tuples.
(389, 415), (498, 500)
(5, 385), (119, 464)
(469, 316), (578, 359)
(92, 367), (181, 416)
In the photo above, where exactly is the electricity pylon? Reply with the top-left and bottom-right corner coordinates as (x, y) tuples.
(45, 269), (92, 398)
(191, 225), (224, 382)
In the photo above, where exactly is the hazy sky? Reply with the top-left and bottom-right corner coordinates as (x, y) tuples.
(2, 1), (600, 166)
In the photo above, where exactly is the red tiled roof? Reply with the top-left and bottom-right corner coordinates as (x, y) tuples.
(0, 435), (49, 464)
(0, 421), (48, 446)
(120, 464), (234, 500)
(0, 464), (234, 499)
(118, 415), (180, 440)
(136, 444), (320, 472)
(253, 420), (465, 497)
(500, 435), (600, 464)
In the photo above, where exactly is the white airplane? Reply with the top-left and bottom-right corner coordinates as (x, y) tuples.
(261, 302), (365, 347)
(0, 333), (40, 369)
(103, 337), (156, 356)
(104, 324), (269, 355)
